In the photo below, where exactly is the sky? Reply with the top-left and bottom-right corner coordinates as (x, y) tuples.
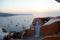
(0, 0), (60, 17)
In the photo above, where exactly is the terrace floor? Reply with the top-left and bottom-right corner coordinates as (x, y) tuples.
(24, 36), (43, 40)
(11, 36), (43, 40)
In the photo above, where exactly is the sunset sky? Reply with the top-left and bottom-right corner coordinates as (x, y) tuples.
(0, 0), (60, 17)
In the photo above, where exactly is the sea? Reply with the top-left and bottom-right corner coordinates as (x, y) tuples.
(0, 14), (35, 32)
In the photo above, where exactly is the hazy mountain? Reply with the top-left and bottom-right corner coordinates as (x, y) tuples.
(0, 13), (32, 17)
(0, 13), (18, 17)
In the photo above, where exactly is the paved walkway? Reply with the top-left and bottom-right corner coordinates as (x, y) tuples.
(11, 37), (42, 40)
(24, 36), (43, 40)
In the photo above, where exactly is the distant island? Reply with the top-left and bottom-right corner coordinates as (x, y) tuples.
(0, 13), (17, 17)
(0, 13), (32, 17)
